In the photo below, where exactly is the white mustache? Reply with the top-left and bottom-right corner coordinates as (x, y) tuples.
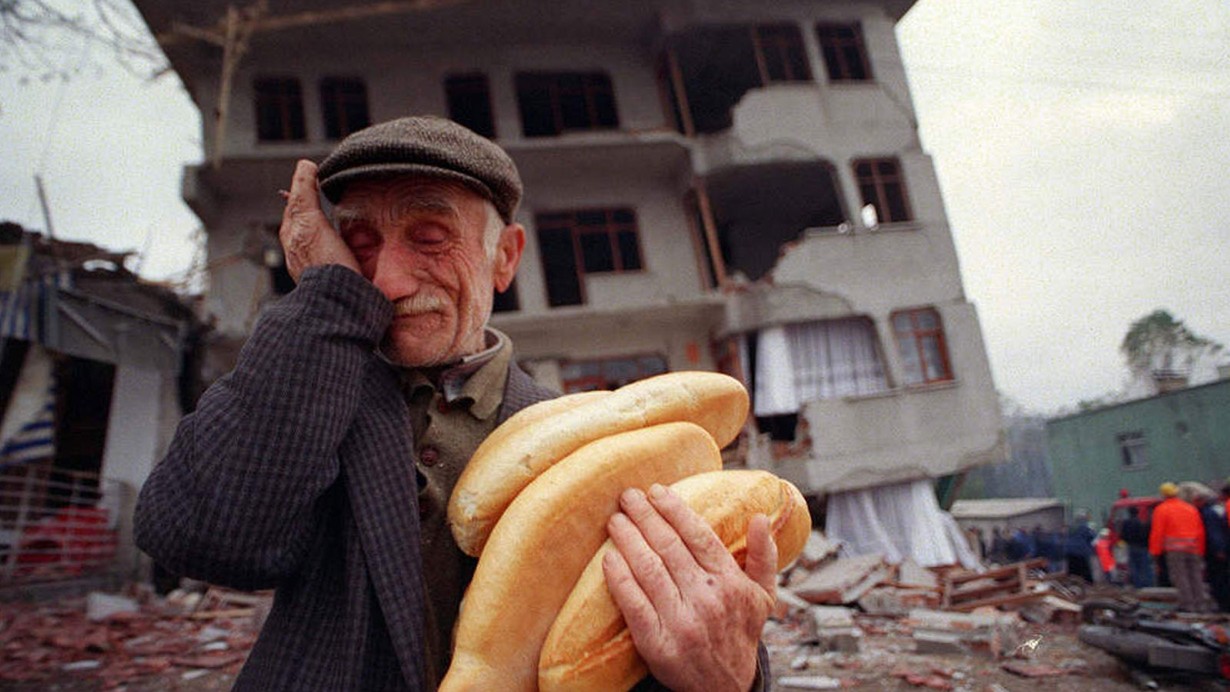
(393, 293), (446, 316)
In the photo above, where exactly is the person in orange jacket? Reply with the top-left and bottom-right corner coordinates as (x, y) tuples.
(1150, 482), (1212, 612)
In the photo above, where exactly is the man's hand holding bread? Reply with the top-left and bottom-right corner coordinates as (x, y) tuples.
(443, 372), (811, 691)
(603, 483), (778, 692)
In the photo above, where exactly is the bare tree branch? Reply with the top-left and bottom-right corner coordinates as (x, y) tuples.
(0, 0), (167, 82)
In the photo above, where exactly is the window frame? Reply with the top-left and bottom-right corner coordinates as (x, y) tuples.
(815, 22), (874, 82)
(891, 307), (954, 386)
(1116, 432), (1149, 470)
(752, 24), (812, 84)
(536, 207), (644, 307)
(853, 157), (913, 224)
(560, 354), (669, 393)
(254, 76), (307, 142)
(319, 76), (371, 140)
(515, 71), (619, 137)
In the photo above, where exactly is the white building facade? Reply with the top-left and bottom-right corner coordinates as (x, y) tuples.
(135, 0), (1003, 498)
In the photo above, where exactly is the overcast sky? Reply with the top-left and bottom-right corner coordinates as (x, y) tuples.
(1, 0), (1227, 414)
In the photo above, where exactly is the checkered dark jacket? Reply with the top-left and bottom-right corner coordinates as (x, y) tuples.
(134, 266), (555, 690)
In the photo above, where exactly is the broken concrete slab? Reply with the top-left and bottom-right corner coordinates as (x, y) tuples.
(858, 586), (940, 616)
(894, 558), (939, 589)
(776, 675), (844, 690)
(791, 554), (891, 605)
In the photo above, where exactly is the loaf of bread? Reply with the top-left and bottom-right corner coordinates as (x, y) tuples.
(448, 372), (749, 557)
(438, 422), (723, 692)
(537, 469), (812, 692)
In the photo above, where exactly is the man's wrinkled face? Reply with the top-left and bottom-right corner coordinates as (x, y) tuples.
(334, 176), (521, 367)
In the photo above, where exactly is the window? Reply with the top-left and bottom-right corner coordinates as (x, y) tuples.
(854, 157), (912, 224)
(1117, 432), (1148, 469)
(892, 308), (953, 385)
(815, 23), (873, 82)
(664, 23), (812, 135)
(536, 208), (643, 307)
(561, 355), (668, 393)
(446, 73), (496, 138)
(254, 77), (306, 141)
(751, 319), (889, 419)
(754, 24), (811, 83)
(320, 77), (371, 139)
(516, 72), (619, 137)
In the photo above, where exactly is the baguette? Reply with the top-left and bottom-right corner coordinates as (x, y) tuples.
(538, 470), (812, 692)
(449, 371), (749, 557)
(439, 422), (723, 692)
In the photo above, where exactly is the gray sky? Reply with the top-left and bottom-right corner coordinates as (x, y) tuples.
(1, 0), (1227, 413)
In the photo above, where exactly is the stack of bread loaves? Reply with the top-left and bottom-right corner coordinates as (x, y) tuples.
(441, 371), (812, 691)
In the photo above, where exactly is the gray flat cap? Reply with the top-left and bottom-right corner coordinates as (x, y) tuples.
(317, 116), (522, 223)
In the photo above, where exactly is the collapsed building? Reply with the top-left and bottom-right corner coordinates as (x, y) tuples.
(131, 0), (1004, 566)
(0, 223), (199, 588)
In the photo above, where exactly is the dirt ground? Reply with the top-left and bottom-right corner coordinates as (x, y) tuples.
(3, 582), (1228, 691)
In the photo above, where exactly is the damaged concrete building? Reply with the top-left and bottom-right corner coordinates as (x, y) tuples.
(133, 0), (1003, 565)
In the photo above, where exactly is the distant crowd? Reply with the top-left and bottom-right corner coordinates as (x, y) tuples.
(969, 480), (1230, 614)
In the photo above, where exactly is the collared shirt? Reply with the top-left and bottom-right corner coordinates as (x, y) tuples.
(399, 327), (512, 686)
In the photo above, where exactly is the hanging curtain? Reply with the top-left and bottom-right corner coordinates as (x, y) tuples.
(753, 318), (888, 416)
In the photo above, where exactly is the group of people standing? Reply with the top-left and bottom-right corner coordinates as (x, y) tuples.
(1134, 481), (1230, 613)
(977, 480), (1230, 615)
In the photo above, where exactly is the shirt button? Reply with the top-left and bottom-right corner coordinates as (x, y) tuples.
(420, 446), (440, 467)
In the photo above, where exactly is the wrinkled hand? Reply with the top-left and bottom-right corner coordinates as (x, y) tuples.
(603, 484), (777, 692)
(279, 159), (360, 282)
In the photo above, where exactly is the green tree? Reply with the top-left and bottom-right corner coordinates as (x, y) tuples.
(1120, 309), (1222, 378)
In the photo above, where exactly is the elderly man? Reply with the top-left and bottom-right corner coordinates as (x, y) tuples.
(135, 116), (775, 691)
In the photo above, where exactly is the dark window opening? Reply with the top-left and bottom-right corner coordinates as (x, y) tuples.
(516, 72), (619, 137)
(755, 413), (798, 442)
(561, 355), (668, 393)
(255, 77), (306, 142)
(320, 77), (371, 140)
(537, 208), (643, 307)
(446, 73), (496, 138)
(854, 157), (912, 224)
(664, 23), (811, 135)
(816, 23), (873, 82)
(705, 162), (846, 281)
(892, 307), (953, 385)
(1117, 432), (1148, 469)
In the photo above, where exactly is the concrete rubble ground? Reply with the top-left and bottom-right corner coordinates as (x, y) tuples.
(2, 531), (1229, 690)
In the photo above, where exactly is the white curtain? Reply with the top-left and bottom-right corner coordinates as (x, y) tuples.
(753, 319), (888, 416)
(826, 479), (981, 569)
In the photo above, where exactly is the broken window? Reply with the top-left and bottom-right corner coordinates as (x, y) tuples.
(854, 157), (912, 224)
(446, 73), (496, 138)
(515, 72), (619, 138)
(892, 307), (953, 385)
(662, 23), (811, 135)
(748, 319), (889, 439)
(561, 354), (668, 393)
(536, 208), (643, 307)
(815, 23), (873, 82)
(702, 162), (846, 281)
(254, 77), (306, 142)
(320, 77), (371, 140)
(1117, 432), (1148, 469)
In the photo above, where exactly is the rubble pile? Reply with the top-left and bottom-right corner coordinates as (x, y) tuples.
(0, 584), (268, 689)
(764, 530), (1121, 690)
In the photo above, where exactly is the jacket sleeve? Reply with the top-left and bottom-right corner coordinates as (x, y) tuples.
(134, 265), (394, 590)
(1148, 505), (1165, 556)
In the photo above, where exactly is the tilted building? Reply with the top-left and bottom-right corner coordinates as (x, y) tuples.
(133, 0), (1003, 516)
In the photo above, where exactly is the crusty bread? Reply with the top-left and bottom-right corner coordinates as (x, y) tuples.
(537, 470), (812, 692)
(448, 371), (749, 557)
(439, 422), (723, 692)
